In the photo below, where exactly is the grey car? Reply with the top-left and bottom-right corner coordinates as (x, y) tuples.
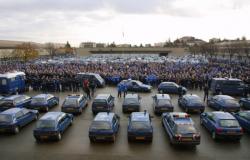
(92, 94), (115, 114)
(122, 94), (141, 113)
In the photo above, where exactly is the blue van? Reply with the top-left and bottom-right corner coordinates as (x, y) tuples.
(0, 72), (26, 95)
(210, 78), (245, 96)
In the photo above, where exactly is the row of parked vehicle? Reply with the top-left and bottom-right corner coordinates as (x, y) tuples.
(0, 106), (249, 145)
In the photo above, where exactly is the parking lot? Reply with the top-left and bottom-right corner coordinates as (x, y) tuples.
(0, 86), (250, 160)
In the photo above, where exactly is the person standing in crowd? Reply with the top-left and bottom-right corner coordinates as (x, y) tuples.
(123, 84), (128, 98)
(117, 83), (122, 98)
(204, 84), (209, 102)
(89, 79), (97, 97)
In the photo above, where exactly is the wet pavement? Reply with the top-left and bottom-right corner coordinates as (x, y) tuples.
(0, 86), (250, 160)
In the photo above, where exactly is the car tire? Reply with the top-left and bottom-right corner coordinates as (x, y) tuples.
(57, 133), (62, 141)
(69, 118), (73, 126)
(14, 126), (20, 134)
(212, 132), (217, 140)
(45, 107), (49, 112)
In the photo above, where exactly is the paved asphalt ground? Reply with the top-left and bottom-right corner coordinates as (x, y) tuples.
(0, 86), (250, 160)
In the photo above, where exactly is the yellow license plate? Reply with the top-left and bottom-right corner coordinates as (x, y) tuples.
(136, 137), (145, 140)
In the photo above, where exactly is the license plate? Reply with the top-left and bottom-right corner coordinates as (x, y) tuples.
(136, 137), (145, 140)
(181, 137), (192, 141)
(161, 108), (168, 110)
(95, 136), (105, 140)
(128, 108), (134, 111)
(96, 107), (103, 109)
(227, 131), (236, 134)
(67, 108), (74, 111)
(40, 136), (48, 139)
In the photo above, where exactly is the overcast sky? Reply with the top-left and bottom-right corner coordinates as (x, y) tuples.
(0, 0), (250, 46)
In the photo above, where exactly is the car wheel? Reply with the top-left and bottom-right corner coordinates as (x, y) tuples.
(57, 133), (62, 141)
(45, 107), (49, 112)
(69, 118), (73, 126)
(14, 126), (20, 134)
(212, 132), (217, 140)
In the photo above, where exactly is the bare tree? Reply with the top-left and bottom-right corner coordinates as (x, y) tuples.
(45, 43), (56, 58)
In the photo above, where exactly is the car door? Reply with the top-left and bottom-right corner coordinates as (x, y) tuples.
(206, 114), (217, 132)
(15, 111), (25, 127)
(112, 116), (119, 133)
(58, 116), (69, 132)
(209, 97), (216, 109)
(132, 82), (140, 91)
(21, 109), (34, 126)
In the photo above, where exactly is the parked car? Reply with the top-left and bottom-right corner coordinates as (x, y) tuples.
(127, 111), (153, 142)
(119, 79), (152, 92)
(210, 78), (245, 96)
(158, 82), (187, 95)
(92, 94), (115, 114)
(76, 72), (105, 87)
(178, 94), (205, 113)
(200, 111), (243, 140)
(0, 96), (4, 100)
(61, 94), (88, 114)
(0, 95), (31, 112)
(239, 98), (250, 109)
(33, 112), (73, 141)
(28, 94), (59, 112)
(122, 94), (141, 113)
(0, 108), (39, 134)
(152, 94), (173, 114)
(207, 95), (240, 112)
(89, 112), (120, 142)
(0, 71), (26, 95)
(233, 111), (250, 133)
(162, 112), (200, 145)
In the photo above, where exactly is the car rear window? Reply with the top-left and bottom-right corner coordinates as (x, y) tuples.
(125, 98), (138, 104)
(176, 124), (197, 134)
(63, 98), (78, 106)
(36, 120), (56, 129)
(0, 114), (13, 123)
(31, 98), (46, 104)
(91, 121), (111, 130)
(131, 121), (151, 130)
(157, 99), (170, 106)
(223, 99), (238, 105)
(219, 119), (240, 127)
(93, 99), (106, 103)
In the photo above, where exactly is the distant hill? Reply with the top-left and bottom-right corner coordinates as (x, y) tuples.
(0, 40), (44, 49)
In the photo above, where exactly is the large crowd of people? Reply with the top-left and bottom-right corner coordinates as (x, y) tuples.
(0, 55), (250, 92)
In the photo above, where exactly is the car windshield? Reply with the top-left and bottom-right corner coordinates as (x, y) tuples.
(131, 121), (151, 130)
(219, 119), (240, 127)
(0, 100), (14, 106)
(64, 98), (78, 106)
(31, 98), (46, 104)
(93, 99), (106, 104)
(36, 120), (56, 129)
(91, 121), (111, 130)
(157, 99), (170, 106)
(125, 98), (138, 104)
(176, 124), (197, 134)
(0, 114), (13, 123)
(239, 112), (250, 120)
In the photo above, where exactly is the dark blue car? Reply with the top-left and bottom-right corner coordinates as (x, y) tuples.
(61, 94), (88, 114)
(0, 108), (39, 134)
(89, 112), (120, 142)
(119, 79), (152, 92)
(207, 95), (240, 112)
(152, 94), (173, 114)
(92, 94), (115, 114)
(239, 98), (250, 109)
(162, 112), (200, 145)
(28, 94), (59, 112)
(200, 111), (243, 140)
(233, 111), (250, 133)
(127, 111), (153, 142)
(158, 82), (187, 95)
(178, 94), (205, 113)
(33, 112), (73, 141)
(0, 95), (32, 112)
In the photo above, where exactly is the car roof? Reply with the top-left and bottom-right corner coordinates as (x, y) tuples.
(131, 112), (149, 121)
(95, 94), (110, 100)
(39, 112), (65, 121)
(66, 94), (83, 99)
(212, 78), (242, 81)
(169, 112), (192, 124)
(0, 108), (23, 115)
(212, 111), (235, 120)
(4, 95), (27, 100)
(214, 95), (234, 100)
(94, 112), (114, 122)
(125, 94), (138, 99)
(183, 94), (200, 100)
(0, 71), (25, 78)
(33, 94), (54, 99)
(156, 94), (170, 100)
(160, 82), (177, 85)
